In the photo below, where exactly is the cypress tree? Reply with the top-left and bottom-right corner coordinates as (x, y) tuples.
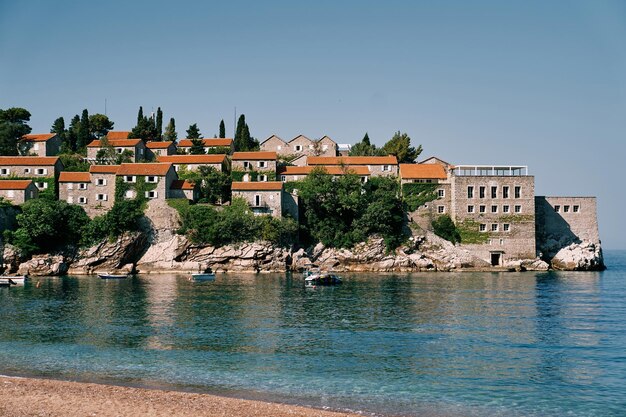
(156, 107), (163, 140)
(77, 109), (91, 149)
(66, 115), (80, 152)
(186, 123), (202, 139)
(137, 106), (144, 125)
(219, 119), (226, 138)
(164, 118), (177, 141)
(234, 114), (245, 151)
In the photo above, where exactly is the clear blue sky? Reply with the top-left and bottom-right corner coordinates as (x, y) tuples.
(1, 1), (625, 249)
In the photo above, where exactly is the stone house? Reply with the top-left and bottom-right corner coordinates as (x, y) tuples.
(146, 141), (177, 159)
(169, 179), (198, 201)
(420, 156), (452, 170)
(59, 171), (93, 211)
(260, 134), (337, 158)
(0, 180), (38, 204)
(307, 156), (398, 177)
(278, 165), (370, 183)
(20, 133), (62, 156)
(177, 138), (234, 154)
(157, 154), (229, 173)
(231, 152), (277, 181)
(87, 139), (147, 162)
(401, 163), (452, 228)
(116, 163), (177, 201)
(399, 163), (448, 185)
(0, 156), (63, 193)
(86, 165), (118, 216)
(231, 181), (298, 219)
(259, 135), (288, 155)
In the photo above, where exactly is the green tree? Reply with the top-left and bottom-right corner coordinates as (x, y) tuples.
(233, 114), (259, 151)
(381, 131), (422, 163)
(0, 107), (32, 156)
(163, 118), (177, 141)
(89, 113), (114, 138)
(130, 106), (158, 141)
(77, 109), (91, 150)
(51, 117), (66, 144)
(219, 119), (226, 138)
(95, 137), (134, 164)
(63, 114), (80, 153)
(155, 107), (163, 140)
(178, 166), (231, 204)
(432, 214), (461, 244)
(349, 132), (384, 156)
(137, 106), (144, 125)
(186, 123), (202, 139)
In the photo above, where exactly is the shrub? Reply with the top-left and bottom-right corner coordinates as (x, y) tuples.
(432, 214), (461, 244)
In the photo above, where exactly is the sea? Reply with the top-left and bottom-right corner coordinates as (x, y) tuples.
(1, 250), (625, 417)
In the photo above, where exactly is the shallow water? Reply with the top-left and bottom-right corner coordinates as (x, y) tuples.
(1, 251), (625, 416)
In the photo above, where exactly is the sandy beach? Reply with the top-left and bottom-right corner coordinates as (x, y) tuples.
(0, 376), (365, 417)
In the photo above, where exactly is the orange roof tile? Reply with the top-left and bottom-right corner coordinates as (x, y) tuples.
(21, 133), (56, 142)
(279, 165), (370, 176)
(0, 180), (34, 190)
(307, 156), (398, 165)
(89, 165), (120, 174)
(232, 151), (277, 160)
(146, 141), (175, 149)
(178, 138), (233, 147)
(170, 180), (195, 190)
(157, 155), (226, 164)
(231, 181), (283, 191)
(399, 163), (447, 180)
(59, 172), (91, 182)
(0, 156), (59, 166)
(106, 131), (131, 140)
(116, 163), (173, 176)
(87, 139), (142, 148)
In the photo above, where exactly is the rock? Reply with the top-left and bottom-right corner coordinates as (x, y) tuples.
(69, 231), (148, 274)
(551, 241), (605, 271)
(2, 244), (23, 274)
(18, 255), (67, 276)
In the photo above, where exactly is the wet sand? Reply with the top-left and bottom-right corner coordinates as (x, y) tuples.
(0, 376), (364, 417)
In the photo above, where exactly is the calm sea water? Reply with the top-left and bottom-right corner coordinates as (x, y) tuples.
(1, 251), (625, 417)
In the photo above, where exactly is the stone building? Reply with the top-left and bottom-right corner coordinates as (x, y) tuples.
(146, 141), (177, 158)
(86, 165), (118, 216)
(0, 180), (38, 204)
(59, 172), (92, 210)
(177, 138), (234, 154)
(231, 152), (277, 181)
(278, 165), (370, 183)
(260, 134), (337, 158)
(116, 163), (177, 201)
(231, 181), (298, 219)
(0, 156), (63, 193)
(400, 163), (452, 228)
(19, 133), (61, 156)
(307, 156), (398, 177)
(169, 179), (198, 201)
(157, 154), (229, 173)
(87, 139), (147, 162)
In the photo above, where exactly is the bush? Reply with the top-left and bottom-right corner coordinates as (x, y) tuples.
(81, 200), (144, 246)
(432, 215), (461, 244)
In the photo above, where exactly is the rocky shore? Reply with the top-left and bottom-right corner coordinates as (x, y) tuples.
(1, 200), (604, 276)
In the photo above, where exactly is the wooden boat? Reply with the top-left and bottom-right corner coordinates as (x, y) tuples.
(98, 273), (129, 279)
(190, 272), (216, 281)
(304, 273), (342, 287)
(0, 275), (27, 286)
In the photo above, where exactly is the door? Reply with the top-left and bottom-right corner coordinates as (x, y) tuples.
(490, 253), (501, 266)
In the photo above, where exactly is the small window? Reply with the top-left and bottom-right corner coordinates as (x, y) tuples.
(491, 224), (499, 232)
(491, 186), (497, 198)
(257, 161), (267, 168)
(116, 148), (123, 154)
(36, 168), (47, 175)
(254, 194), (261, 206)
(479, 224), (486, 232)
(35, 182), (47, 189)
(564, 205), (570, 213)
(479, 205), (486, 213)
(146, 176), (158, 183)
(503, 186), (509, 199)
(295, 145), (302, 152)
(243, 161), (251, 169)
(24, 168), (31, 174)
(257, 174), (267, 182)
(554, 205), (561, 212)
(281, 175), (286, 182)
(514, 186), (521, 198)
(437, 206), (445, 213)
(514, 205), (522, 213)
(502, 205), (510, 213)
(124, 175), (136, 183)
(96, 178), (107, 186)
(79, 183), (88, 190)
(0, 169), (9, 176)
(479, 186), (485, 198)
(467, 186), (474, 199)
(491, 205), (498, 213)
(503, 224), (510, 232)
(573, 205), (580, 213)
(382, 165), (390, 172)
(96, 194), (107, 201)
(145, 190), (158, 199)
(124, 189), (135, 199)
(467, 205), (475, 213)
(78, 197), (87, 204)
(438, 189), (445, 198)
(277, 145), (282, 151)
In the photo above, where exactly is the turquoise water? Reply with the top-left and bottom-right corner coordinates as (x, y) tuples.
(1, 251), (625, 416)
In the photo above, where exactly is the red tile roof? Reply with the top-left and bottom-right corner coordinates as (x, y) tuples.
(232, 151), (277, 160)
(0, 156), (59, 166)
(399, 164), (447, 180)
(146, 141), (175, 149)
(116, 163), (173, 176)
(87, 139), (142, 148)
(21, 133), (56, 142)
(0, 180), (34, 190)
(170, 180), (195, 190)
(89, 165), (120, 174)
(307, 156), (398, 165)
(279, 165), (370, 176)
(157, 155), (226, 164)
(178, 138), (233, 147)
(59, 172), (91, 182)
(106, 131), (131, 140)
(231, 181), (283, 191)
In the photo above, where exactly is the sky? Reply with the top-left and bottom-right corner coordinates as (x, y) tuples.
(1, 0), (625, 249)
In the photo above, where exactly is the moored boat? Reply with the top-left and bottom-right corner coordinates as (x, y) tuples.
(191, 272), (216, 281)
(0, 275), (28, 286)
(98, 273), (129, 279)
(304, 273), (342, 287)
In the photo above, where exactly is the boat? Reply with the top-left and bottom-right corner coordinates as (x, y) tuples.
(98, 273), (129, 279)
(304, 272), (342, 287)
(190, 266), (216, 281)
(0, 275), (28, 285)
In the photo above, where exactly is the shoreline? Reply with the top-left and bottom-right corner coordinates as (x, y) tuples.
(0, 375), (372, 417)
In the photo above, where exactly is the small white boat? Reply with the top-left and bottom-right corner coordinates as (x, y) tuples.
(191, 272), (216, 281)
(305, 273), (342, 287)
(98, 273), (129, 279)
(0, 275), (28, 286)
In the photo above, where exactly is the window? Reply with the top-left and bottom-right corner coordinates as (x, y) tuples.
(96, 178), (107, 186)
(491, 205), (498, 213)
(514, 186), (521, 198)
(491, 224), (499, 232)
(277, 145), (282, 151)
(96, 194), (108, 201)
(78, 196), (87, 204)
(361, 176), (368, 183)
(24, 168), (30, 174)
(36, 168), (47, 175)
(479, 224), (486, 232)
(554, 205), (561, 212)
(503, 224), (510, 232)
(467, 205), (475, 213)
(564, 205), (570, 213)
(123, 175), (136, 183)
(255, 194), (261, 206)
(243, 161), (251, 169)
(479, 186), (485, 198)
(295, 145), (302, 152)
(0, 169), (8, 176)
(438, 189), (445, 198)
(146, 176), (158, 183)
(467, 186), (474, 198)
(79, 183), (87, 190)
(257, 174), (267, 182)
(479, 205), (486, 213)
(573, 205), (580, 213)
(503, 205), (510, 213)
(116, 148), (123, 154)
(382, 165), (391, 172)
(145, 190), (158, 199)
(491, 186), (497, 198)
(35, 182), (47, 189)
(438, 206), (445, 213)
(503, 186), (509, 199)
(125, 190), (135, 199)
(257, 161), (267, 168)
(281, 175), (286, 182)
(514, 205), (522, 213)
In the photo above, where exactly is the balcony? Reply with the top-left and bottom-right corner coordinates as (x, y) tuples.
(453, 165), (528, 176)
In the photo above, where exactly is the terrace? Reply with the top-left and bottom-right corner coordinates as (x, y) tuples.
(453, 165), (529, 176)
